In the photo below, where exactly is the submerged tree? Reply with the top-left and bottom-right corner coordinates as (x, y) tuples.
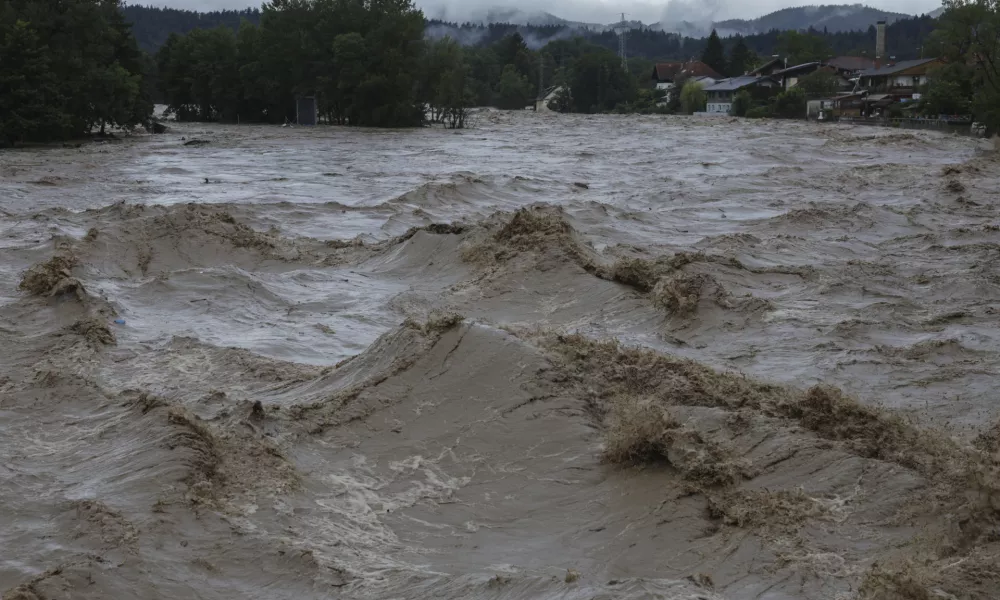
(0, 0), (151, 144)
(496, 64), (532, 110)
(156, 0), (427, 126)
(570, 51), (636, 113)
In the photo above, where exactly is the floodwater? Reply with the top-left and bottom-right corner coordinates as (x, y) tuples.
(1, 112), (998, 599)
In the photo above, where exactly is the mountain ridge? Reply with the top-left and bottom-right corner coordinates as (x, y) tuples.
(711, 4), (914, 35)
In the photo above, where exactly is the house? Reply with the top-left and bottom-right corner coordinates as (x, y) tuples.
(771, 62), (853, 92)
(828, 92), (867, 117)
(750, 57), (786, 77)
(535, 86), (567, 112)
(651, 61), (722, 93)
(857, 58), (944, 95)
(824, 56), (876, 74)
(702, 76), (781, 114)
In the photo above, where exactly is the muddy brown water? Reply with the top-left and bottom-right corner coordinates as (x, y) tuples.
(1, 112), (998, 599)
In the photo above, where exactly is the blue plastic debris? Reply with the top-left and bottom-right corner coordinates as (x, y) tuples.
(113, 318), (126, 325)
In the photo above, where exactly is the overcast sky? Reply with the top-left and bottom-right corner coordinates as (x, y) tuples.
(161, 0), (944, 24)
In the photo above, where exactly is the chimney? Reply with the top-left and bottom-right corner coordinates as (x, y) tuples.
(875, 20), (886, 69)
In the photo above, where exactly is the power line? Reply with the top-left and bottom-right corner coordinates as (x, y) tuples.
(614, 12), (628, 71)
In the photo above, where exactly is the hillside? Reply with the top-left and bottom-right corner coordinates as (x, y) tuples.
(713, 4), (912, 35)
(121, 3), (937, 59)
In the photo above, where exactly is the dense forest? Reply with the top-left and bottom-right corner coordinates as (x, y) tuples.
(121, 5), (261, 53)
(0, 0), (153, 145)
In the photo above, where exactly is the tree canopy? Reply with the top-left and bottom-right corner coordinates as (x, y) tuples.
(931, 0), (1000, 131)
(776, 31), (833, 64)
(0, 0), (151, 145)
(701, 30), (727, 76)
(728, 37), (756, 76)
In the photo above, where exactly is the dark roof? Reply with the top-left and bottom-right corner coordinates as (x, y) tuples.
(858, 58), (940, 77)
(825, 56), (876, 72)
(750, 57), (784, 75)
(771, 62), (822, 77)
(652, 61), (721, 82)
(703, 76), (772, 92)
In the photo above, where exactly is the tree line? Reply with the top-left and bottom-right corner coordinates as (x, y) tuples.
(153, 0), (652, 125)
(120, 4), (940, 63)
(0, 0), (153, 146)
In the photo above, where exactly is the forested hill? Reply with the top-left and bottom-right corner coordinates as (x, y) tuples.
(713, 4), (912, 36)
(428, 15), (938, 61)
(121, 5), (260, 52)
(121, 4), (935, 61)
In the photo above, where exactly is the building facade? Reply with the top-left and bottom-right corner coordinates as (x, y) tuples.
(702, 76), (781, 114)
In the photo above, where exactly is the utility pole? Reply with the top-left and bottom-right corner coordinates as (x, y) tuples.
(538, 52), (544, 99)
(615, 13), (628, 71)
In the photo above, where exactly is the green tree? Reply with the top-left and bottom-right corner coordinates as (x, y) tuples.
(0, 0), (151, 143)
(570, 51), (636, 113)
(934, 0), (1000, 132)
(731, 89), (752, 117)
(0, 20), (68, 145)
(679, 80), (706, 114)
(920, 63), (975, 116)
(796, 69), (841, 97)
(701, 29), (727, 76)
(423, 38), (474, 127)
(156, 0), (427, 127)
(773, 86), (807, 118)
(496, 64), (531, 109)
(776, 31), (832, 65)
(727, 36), (755, 76)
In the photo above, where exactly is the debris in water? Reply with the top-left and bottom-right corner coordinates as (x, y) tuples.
(70, 316), (117, 346)
(564, 569), (580, 583)
(184, 139), (210, 147)
(946, 179), (966, 193)
(19, 254), (82, 297)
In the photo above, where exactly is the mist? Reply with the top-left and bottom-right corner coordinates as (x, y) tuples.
(657, 0), (727, 34)
(158, 0), (945, 24)
(413, 0), (943, 25)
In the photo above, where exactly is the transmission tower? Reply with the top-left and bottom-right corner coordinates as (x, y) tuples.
(614, 13), (628, 71)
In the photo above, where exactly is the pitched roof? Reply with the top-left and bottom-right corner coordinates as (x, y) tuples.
(825, 56), (876, 72)
(750, 57), (784, 75)
(652, 61), (721, 81)
(858, 58), (940, 77)
(771, 62), (822, 77)
(703, 76), (770, 92)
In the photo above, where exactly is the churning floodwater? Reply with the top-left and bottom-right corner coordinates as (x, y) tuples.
(1, 112), (999, 600)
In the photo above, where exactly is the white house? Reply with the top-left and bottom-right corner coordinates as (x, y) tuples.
(535, 86), (567, 112)
(702, 76), (781, 114)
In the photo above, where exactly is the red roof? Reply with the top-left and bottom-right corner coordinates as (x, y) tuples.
(652, 61), (721, 82)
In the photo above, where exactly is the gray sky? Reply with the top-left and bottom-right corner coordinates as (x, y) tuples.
(161, 0), (944, 24)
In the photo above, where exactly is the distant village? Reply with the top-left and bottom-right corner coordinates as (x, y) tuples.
(646, 21), (961, 126)
(531, 19), (977, 132)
